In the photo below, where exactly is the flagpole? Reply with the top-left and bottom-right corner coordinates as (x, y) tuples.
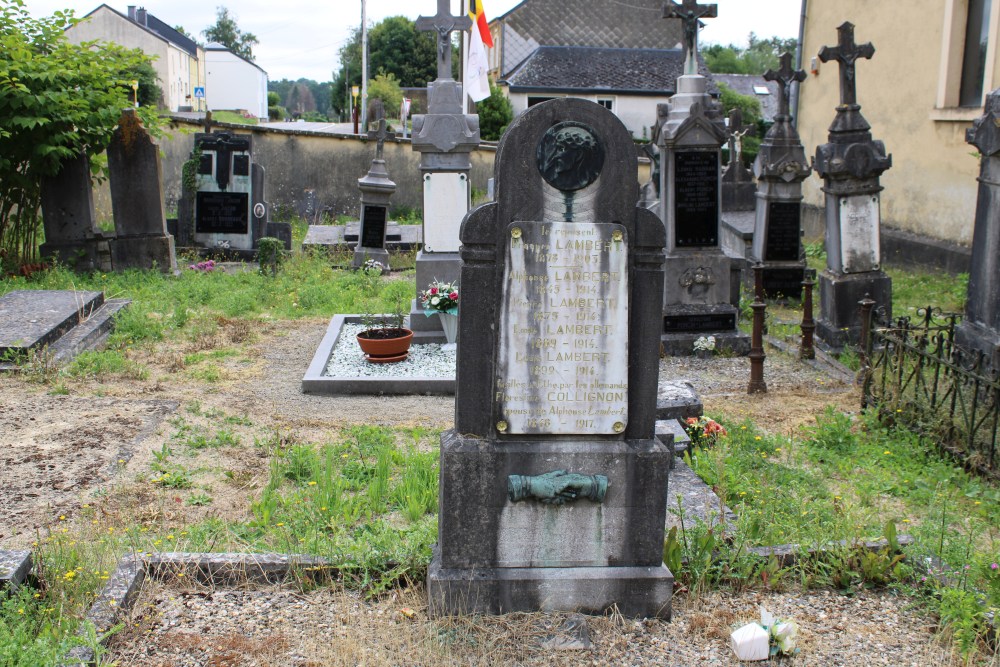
(360, 0), (368, 131)
(462, 0), (469, 114)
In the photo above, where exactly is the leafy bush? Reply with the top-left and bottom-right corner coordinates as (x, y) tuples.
(476, 83), (513, 141)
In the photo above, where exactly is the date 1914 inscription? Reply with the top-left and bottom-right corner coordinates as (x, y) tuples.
(674, 151), (719, 247)
(496, 221), (629, 435)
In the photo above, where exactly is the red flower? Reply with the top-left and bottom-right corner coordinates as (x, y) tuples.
(449, 291), (458, 300)
(429, 287), (438, 295)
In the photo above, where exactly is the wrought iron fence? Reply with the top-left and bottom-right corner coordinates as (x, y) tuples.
(860, 307), (1000, 480)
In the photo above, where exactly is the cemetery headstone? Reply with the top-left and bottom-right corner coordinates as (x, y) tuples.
(657, 0), (749, 355)
(351, 111), (397, 271)
(427, 98), (673, 618)
(750, 53), (811, 297)
(721, 108), (756, 212)
(813, 22), (892, 346)
(956, 87), (1000, 367)
(410, 0), (480, 343)
(106, 109), (177, 272)
(39, 153), (111, 272)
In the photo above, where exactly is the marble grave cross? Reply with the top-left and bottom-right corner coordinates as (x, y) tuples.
(764, 52), (807, 120)
(416, 0), (472, 81)
(818, 21), (874, 107)
(663, 0), (717, 74)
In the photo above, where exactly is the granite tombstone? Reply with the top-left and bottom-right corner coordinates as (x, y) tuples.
(39, 154), (111, 272)
(427, 98), (673, 618)
(351, 111), (397, 271)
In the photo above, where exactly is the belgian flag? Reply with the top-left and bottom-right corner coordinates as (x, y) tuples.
(468, 0), (493, 48)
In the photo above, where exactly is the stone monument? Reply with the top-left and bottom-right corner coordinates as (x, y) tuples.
(427, 98), (673, 618)
(39, 154), (111, 272)
(351, 109), (397, 271)
(751, 53), (811, 298)
(956, 88), (1000, 367)
(813, 22), (892, 346)
(410, 0), (480, 343)
(658, 0), (749, 355)
(721, 108), (756, 212)
(106, 109), (177, 272)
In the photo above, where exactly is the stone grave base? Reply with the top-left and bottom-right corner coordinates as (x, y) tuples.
(109, 235), (177, 273)
(761, 262), (807, 299)
(816, 269), (892, 348)
(0, 290), (130, 370)
(410, 251), (461, 344)
(660, 303), (751, 357)
(39, 237), (112, 273)
(955, 319), (1000, 369)
(427, 556), (673, 619)
(430, 431), (673, 618)
(301, 222), (421, 252)
(301, 314), (455, 395)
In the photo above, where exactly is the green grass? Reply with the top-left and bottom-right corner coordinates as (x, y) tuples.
(210, 110), (259, 125)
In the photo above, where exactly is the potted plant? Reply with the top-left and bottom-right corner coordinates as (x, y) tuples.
(357, 297), (412, 362)
(420, 279), (459, 344)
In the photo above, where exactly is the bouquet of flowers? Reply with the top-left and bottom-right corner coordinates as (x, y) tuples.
(684, 416), (727, 447)
(420, 279), (459, 315)
(188, 259), (217, 272)
(693, 335), (716, 353)
(362, 258), (385, 276)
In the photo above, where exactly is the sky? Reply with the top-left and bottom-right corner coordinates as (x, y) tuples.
(25, 0), (801, 82)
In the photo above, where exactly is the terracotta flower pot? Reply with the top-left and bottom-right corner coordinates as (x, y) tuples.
(357, 327), (413, 362)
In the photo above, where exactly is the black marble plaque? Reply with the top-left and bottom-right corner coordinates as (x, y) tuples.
(195, 191), (249, 234)
(763, 268), (805, 298)
(198, 154), (213, 175)
(663, 311), (736, 333)
(765, 202), (801, 261)
(360, 205), (388, 248)
(674, 151), (719, 247)
(233, 155), (250, 176)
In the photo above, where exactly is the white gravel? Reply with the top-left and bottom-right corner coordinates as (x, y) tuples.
(324, 323), (457, 378)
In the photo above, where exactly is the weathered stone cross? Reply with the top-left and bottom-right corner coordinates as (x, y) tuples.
(367, 108), (396, 161)
(726, 108), (753, 166)
(818, 22), (874, 107)
(416, 0), (472, 81)
(764, 52), (807, 119)
(663, 0), (717, 75)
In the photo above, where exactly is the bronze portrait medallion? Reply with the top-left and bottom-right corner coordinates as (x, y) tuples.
(536, 121), (604, 192)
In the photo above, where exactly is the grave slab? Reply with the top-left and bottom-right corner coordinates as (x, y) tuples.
(301, 223), (421, 251)
(0, 290), (104, 354)
(656, 379), (703, 420)
(0, 550), (32, 590)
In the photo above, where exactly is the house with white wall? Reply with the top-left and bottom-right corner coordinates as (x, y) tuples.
(204, 44), (269, 119)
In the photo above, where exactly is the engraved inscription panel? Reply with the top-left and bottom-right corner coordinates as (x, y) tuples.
(496, 222), (629, 435)
(839, 194), (880, 273)
(674, 151), (719, 247)
(360, 205), (387, 249)
(765, 202), (801, 261)
(195, 192), (249, 234)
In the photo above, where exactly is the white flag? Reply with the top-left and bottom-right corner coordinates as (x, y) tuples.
(464, 24), (490, 103)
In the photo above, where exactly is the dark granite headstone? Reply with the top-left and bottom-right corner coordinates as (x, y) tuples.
(195, 192), (250, 234)
(360, 206), (388, 249)
(39, 154), (109, 272)
(428, 98), (673, 619)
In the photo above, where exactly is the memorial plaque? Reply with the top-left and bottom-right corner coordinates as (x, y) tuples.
(198, 154), (213, 175)
(195, 191), (249, 234)
(496, 221), (629, 435)
(763, 268), (805, 298)
(674, 151), (719, 247)
(662, 311), (736, 333)
(839, 194), (880, 273)
(360, 205), (388, 248)
(765, 202), (801, 261)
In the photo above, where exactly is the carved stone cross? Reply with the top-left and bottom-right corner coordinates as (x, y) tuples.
(367, 109), (396, 161)
(663, 0), (717, 75)
(764, 52), (807, 119)
(727, 108), (753, 166)
(416, 0), (472, 81)
(818, 21), (874, 107)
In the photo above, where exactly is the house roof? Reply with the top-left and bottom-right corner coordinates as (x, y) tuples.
(77, 4), (199, 57)
(204, 43), (268, 76)
(503, 45), (714, 96)
(710, 73), (781, 121)
(495, 0), (683, 49)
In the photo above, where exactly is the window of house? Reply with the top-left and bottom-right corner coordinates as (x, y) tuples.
(597, 98), (614, 111)
(961, 0), (992, 105)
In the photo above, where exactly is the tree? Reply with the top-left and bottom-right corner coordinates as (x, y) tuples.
(202, 6), (258, 61)
(366, 73), (403, 121)
(0, 0), (160, 270)
(476, 83), (512, 141)
(124, 60), (163, 108)
(704, 33), (798, 75)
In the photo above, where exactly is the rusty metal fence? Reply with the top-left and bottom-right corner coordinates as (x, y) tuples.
(860, 306), (1000, 480)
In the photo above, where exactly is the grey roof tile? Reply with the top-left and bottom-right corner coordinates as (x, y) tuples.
(711, 73), (781, 121)
(500, 0), (684, 49)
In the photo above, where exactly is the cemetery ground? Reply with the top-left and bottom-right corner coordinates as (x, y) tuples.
(0, 244), (998, 665)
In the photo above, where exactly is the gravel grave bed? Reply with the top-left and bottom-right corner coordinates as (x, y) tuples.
(106, 581), (962, 666)
(325, 323), (457, 378)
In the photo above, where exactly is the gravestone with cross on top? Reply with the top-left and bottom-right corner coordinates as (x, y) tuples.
(812, 22), (892, 347)
(351, 110), (398, 271)
(409, 0), (481, 344)
(750, 52), (812, 297)
(720, 107), (756, 211)
(656, 0), (749, 356)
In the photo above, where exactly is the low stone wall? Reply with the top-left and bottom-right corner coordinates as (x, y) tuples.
(95, 118), (498, 223)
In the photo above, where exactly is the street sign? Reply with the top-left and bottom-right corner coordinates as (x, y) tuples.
(194, 87), (205, 99)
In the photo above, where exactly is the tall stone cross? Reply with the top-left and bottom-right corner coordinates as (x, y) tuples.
(367, 110), (396, 161)
(727, 108), (753, 165)
(818, 22), (874, 107)
(764, 52), (807, 120)
(416, 0), (472, 81)
(663, 0), (717, 75)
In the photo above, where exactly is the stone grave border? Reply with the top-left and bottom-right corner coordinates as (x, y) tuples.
(302, 315), (456, 395)
(28, 527), (909, 664)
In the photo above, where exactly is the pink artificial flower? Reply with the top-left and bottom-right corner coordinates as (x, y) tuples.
(449, 291), (458, 300)
(430, 287), (438, 295)
(992, 563), (999, 570)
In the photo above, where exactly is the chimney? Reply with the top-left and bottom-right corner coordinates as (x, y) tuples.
(136, 7), (148, 26)
(127, 5), (136, 20)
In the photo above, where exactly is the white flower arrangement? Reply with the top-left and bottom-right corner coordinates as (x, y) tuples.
(362, 258), (385, 276)
(730, 606), (799, 661)
(693, 335), (717, 352)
